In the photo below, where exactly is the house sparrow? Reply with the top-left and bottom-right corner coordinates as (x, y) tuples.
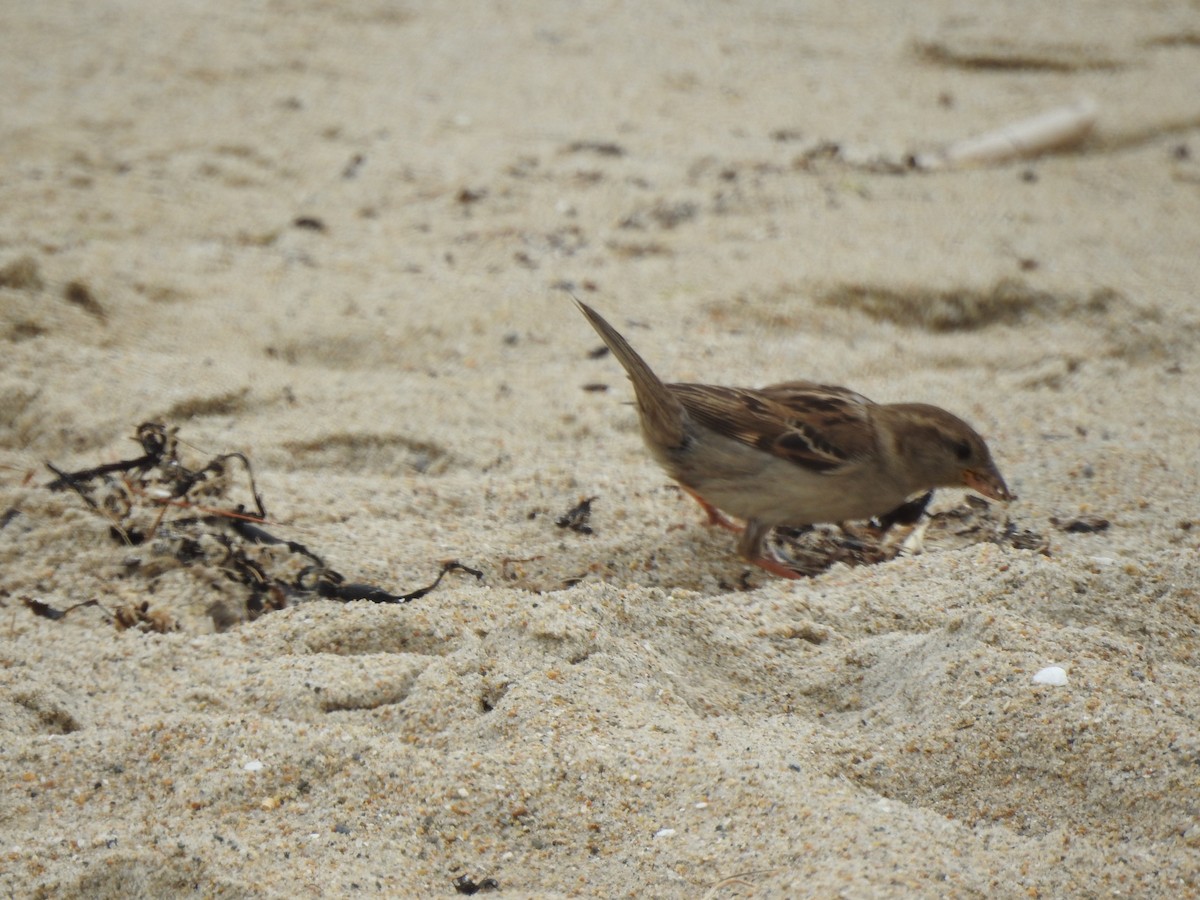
(574, 298), (1012, 578)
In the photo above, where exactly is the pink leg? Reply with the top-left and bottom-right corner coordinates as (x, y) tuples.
(738, 519), (803, 579)
(682, 487), (743, 532)
(746, 554), (805, 580)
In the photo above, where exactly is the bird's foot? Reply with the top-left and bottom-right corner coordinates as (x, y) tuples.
(746, 552), (805, 579)
(737, 519), (805, 579)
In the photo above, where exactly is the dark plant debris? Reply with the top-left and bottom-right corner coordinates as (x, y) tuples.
(45, 423), (480, 631)
(64, 280), (107, 322)
(292, 216), (327, 232)
(872, 491), (933, 531)
(23, 596), (76, 620)
(771, 494), (1048, 578)
(313, 560), (482, 604)
(1051, 514), (1110, 534)
(563, 140), (625, 157)
(452, 874), (500, 895)
(20, 595), (175, 632)
(456, 187), (487, 205)
(556, 496), (598, 535)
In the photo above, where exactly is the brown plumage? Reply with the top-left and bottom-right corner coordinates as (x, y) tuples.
(575, 298), (1012, 578)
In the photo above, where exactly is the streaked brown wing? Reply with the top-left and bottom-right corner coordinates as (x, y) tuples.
(669, 380), (878, 473)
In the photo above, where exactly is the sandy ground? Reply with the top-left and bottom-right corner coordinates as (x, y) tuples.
(3, 1), (1200, 896)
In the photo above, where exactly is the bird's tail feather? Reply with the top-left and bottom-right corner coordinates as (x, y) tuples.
(573, 298), (687, 449)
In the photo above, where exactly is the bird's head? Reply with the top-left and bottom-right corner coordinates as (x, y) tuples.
(883, 403), (1013, 502)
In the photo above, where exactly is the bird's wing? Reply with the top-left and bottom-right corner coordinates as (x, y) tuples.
(669, 380), (879, 474)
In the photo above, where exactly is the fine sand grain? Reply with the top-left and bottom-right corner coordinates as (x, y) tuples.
(3, 1), (1200, 896)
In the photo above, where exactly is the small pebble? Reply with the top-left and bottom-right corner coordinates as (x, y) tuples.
(244, 760), (265, 772)
(654, 828), (676, 838)
(1032, 666), (1068, 686)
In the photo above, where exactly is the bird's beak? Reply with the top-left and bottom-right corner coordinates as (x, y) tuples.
(962, 467), (1014, 502)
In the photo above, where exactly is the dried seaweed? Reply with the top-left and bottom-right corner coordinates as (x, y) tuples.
(46, 423), (480, 630)
(771, 495), (1048, 577)
(556, 496), (597, 535)
(21, 596), (100, 621)
(1051, 514), (1110, 534)
(452, 874), (499, 895)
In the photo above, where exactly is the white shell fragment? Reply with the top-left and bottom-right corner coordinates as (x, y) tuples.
(1032, 666), (1069, 686)
(914, 98), (1098, 170)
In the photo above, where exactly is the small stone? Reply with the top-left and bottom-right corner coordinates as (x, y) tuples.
(1032, 666), (1068, 686)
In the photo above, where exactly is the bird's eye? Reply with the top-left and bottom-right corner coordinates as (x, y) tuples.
(953, 440), (972, 461)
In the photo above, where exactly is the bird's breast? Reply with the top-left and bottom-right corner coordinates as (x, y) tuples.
(652, 427), (909, 527)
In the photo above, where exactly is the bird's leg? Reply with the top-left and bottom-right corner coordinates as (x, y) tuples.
(682, 486), (743, 533)
(737, 519), (803, 580)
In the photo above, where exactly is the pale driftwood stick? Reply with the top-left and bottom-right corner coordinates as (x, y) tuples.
(914, 97), (1098, 170)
